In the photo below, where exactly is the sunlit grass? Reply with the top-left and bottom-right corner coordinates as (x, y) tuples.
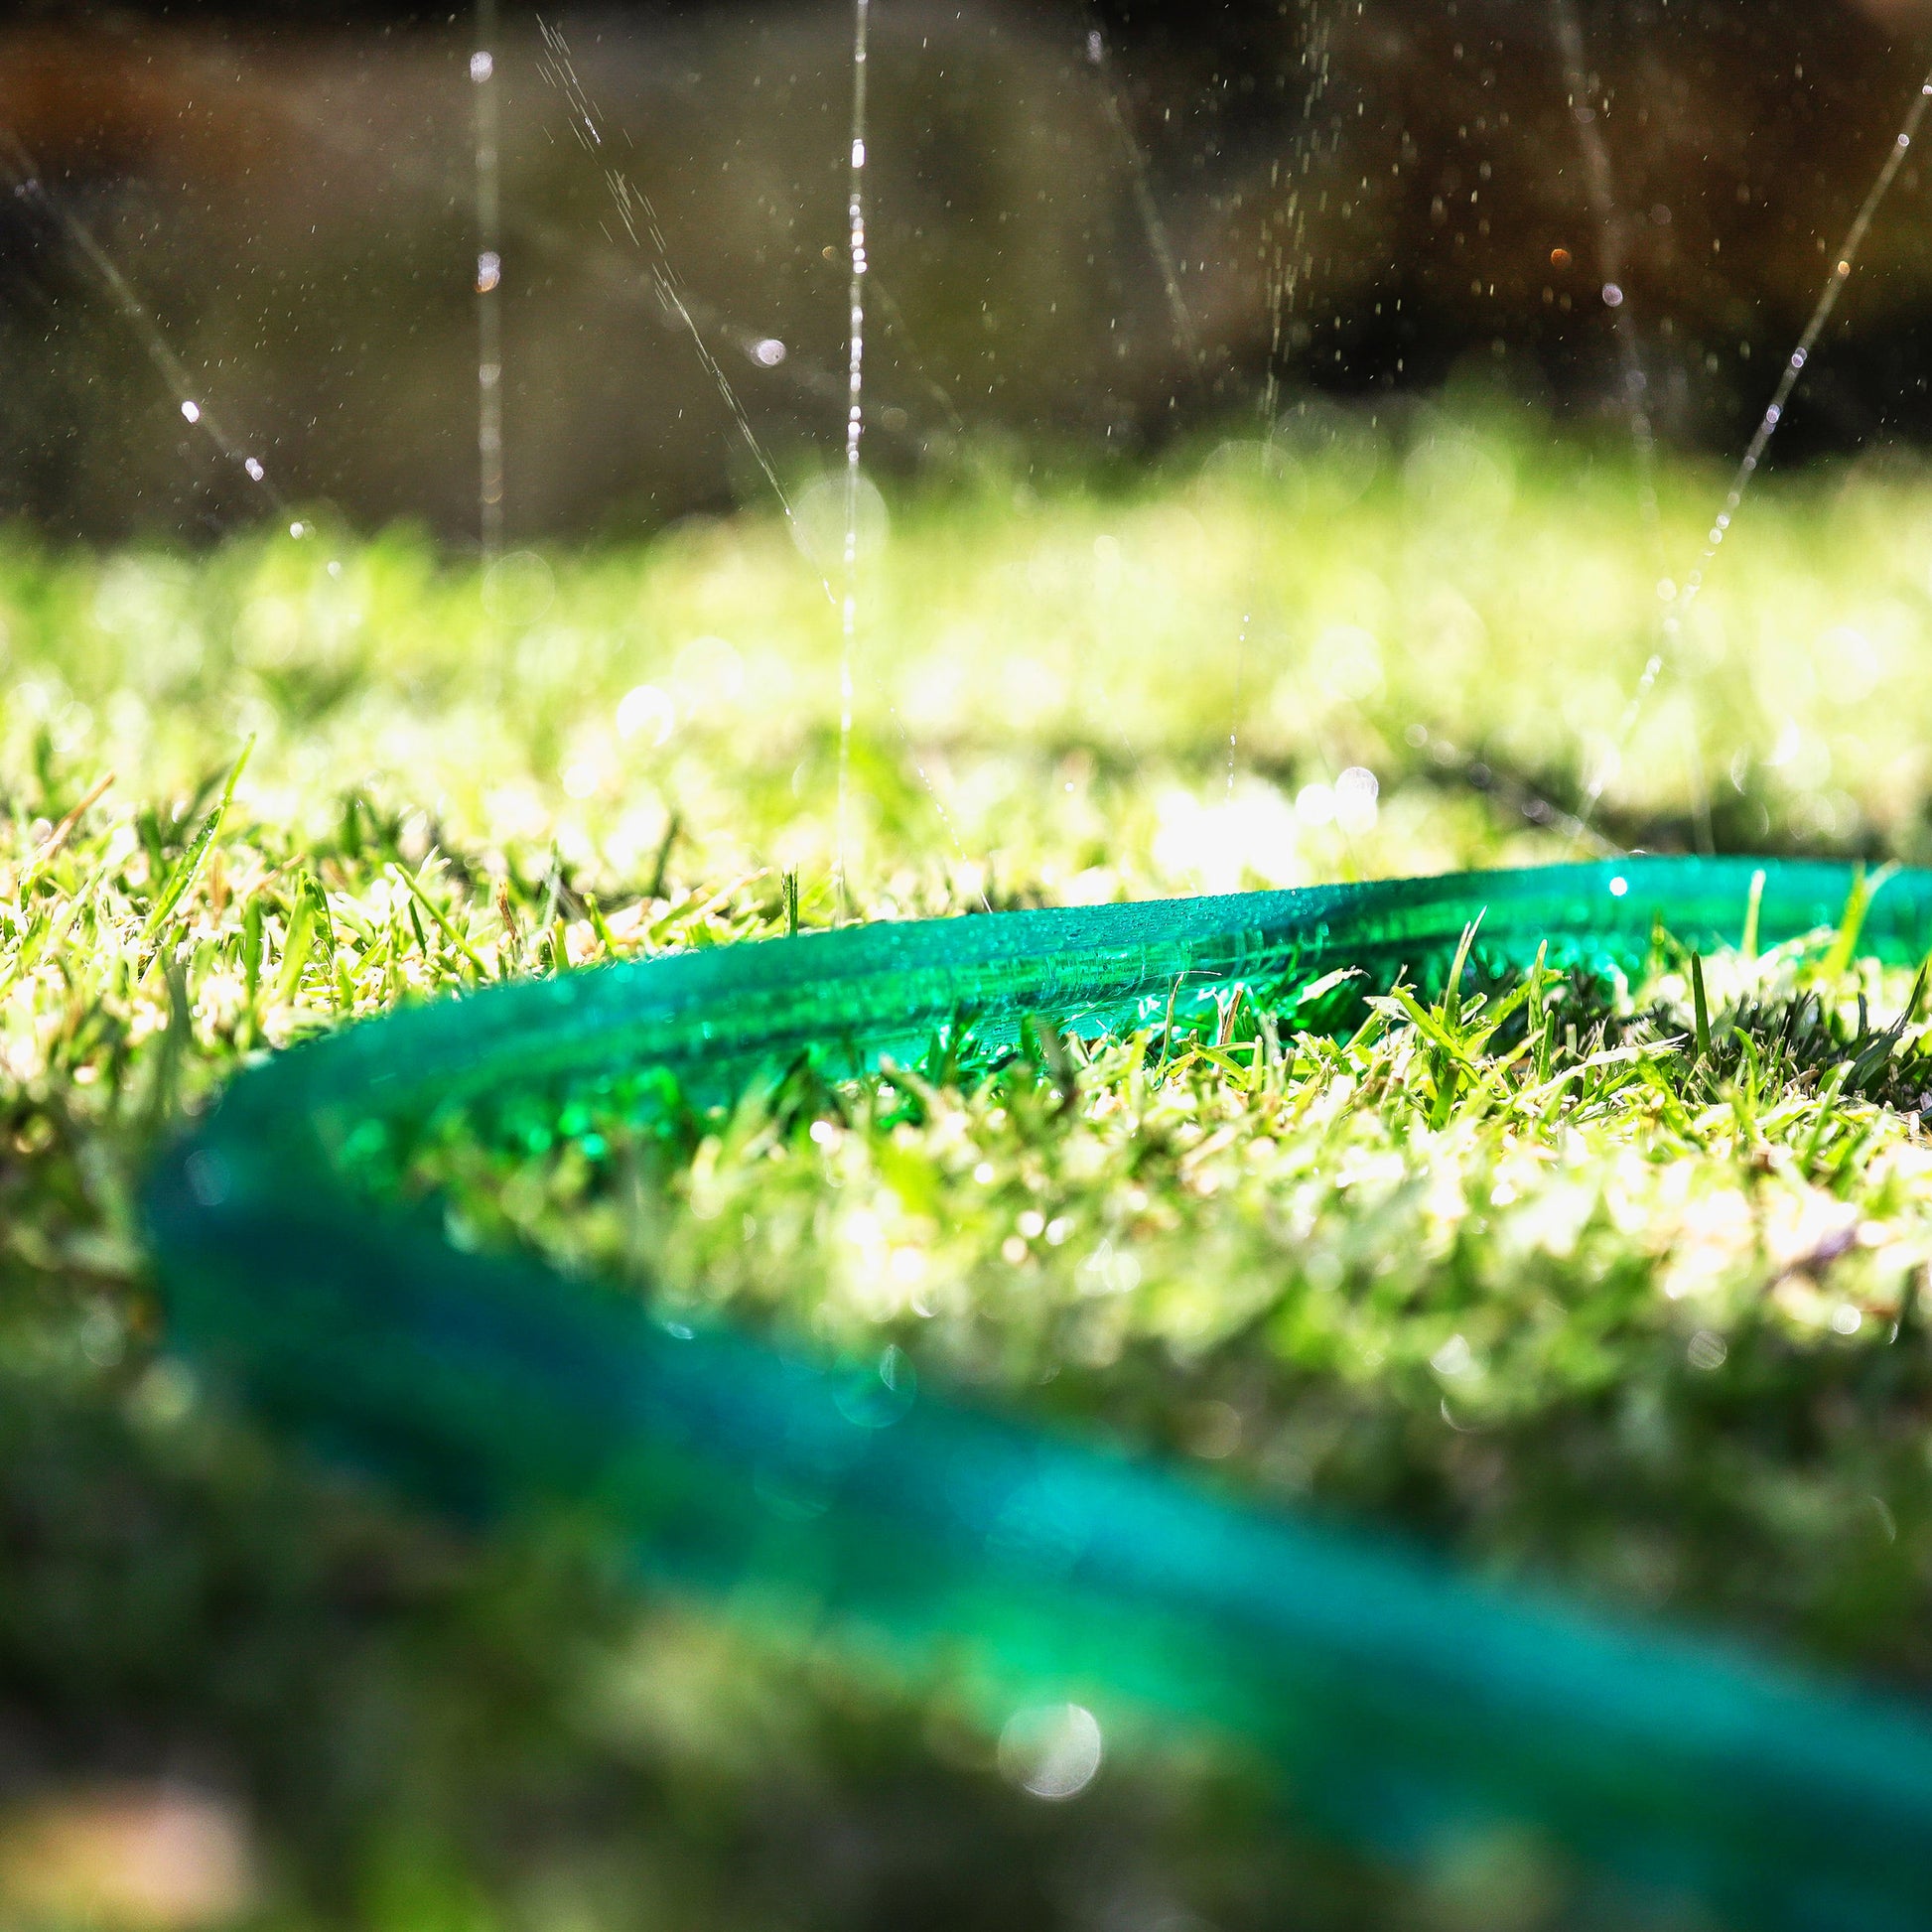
(10, 419), (1932, 1927)
(383, 919), (1932, 1683)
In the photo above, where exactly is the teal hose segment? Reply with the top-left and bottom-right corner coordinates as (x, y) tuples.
(145, 857), (1932, 1929)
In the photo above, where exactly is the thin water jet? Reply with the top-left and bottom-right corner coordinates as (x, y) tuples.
(1237, 1), (1334, 812)
(1579, 67), (1932, 836)
(1226, 610), (1250, 804)
(535, 22), (800, 534)
(1550, 0), (1660, 553)
(473, 0), (506, 564)
(1261, 0), (1334, 424)
(1082, 4), (1201, 376)
(0, 132), (292, 529)
(1674, 75), (1932, 619)
(532, 14), (981, 907)
(255, 47), (966, 472)
(835, 0), (872, 916)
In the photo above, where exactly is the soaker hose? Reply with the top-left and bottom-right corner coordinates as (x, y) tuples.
(144, 856), (1932, 1930)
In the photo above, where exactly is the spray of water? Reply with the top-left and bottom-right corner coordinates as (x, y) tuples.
(1549, 0), (1679, 855)
(1675, 77), (1932, 617)
(1087, 7), (1257, 806)
(1579, 69), (1932, 835)
(0, 132), (297, 533)
(1082, 6), (1202, 375)
(1225, 609), (1250, 804)
(532, 16), (984, 910)
(1237, 1), (1335, 800)
(262, 68), (926, 461)
(866, 269), (968, 445)
(473, 1), (506, 563)
(535, 21), (798, 528)
(835, 0), (873, 915)
(1261, 0), (1334, 424)
(1088, 7), (1575, 849)
(1550, 0), (1660, 548)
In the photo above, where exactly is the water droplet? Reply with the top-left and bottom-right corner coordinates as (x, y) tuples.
(1608, 876), (1629, 897)
(998, 1705), (1103, 1801)
(1600, 282), (1623, 307)
(1688, 1329), (1727, 1371)
(243, 457), (265, 482)
(476, 250), (502, 294)
(851, 138), (867, 169)
(180, 399), (201, 423)
(1334, 765), (1380, 832)
(183, 1150), (231, 1207)
(751, 337), (787, 366)
(833, 1344), (918, 1429)
(470, 50), (494, 83)
(482, 550), (554, 624)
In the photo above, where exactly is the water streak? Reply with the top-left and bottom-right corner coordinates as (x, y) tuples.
(0, 132), (294, 529)
(532, 18), (983, 907)
(837, 0), (872, 914)
(1550, 0), (1660, 549)
(1261, 0), (1333, 423)
(1579, 69), (1932, 834)
(1675, 76), (1932, 619)
(1226, 610), (1250, 803)
(473, 1), (506, 562)
(535, 21), (798, 528)
(264, 72), (940, 461)
(1549, 0), (1669, 855)
(1083, 6), (1201, 374)
(1246, 2), (1333, 810)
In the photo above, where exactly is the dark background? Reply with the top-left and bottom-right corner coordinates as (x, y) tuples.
(2, 0), (1931, 540)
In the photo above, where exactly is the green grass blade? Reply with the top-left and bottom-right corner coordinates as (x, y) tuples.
(142, 739), (252, 942)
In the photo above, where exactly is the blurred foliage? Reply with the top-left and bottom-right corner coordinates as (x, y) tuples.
(7, 421), (1932, 1925)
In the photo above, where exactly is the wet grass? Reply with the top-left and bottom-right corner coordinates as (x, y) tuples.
(9, 422), (1932, 1926)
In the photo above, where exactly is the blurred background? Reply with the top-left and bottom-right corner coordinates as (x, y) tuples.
(14, 8), (1932, 1932)
(4, 0), (1932, 541)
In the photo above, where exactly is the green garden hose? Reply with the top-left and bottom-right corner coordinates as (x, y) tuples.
(145, 856), (1932, 1931)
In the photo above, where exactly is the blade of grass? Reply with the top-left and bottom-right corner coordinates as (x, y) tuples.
(391, 860), (489, 978)
(1691, 951), (1714, 1063)
(1824, 863), (1899, 981)
(1742, 867), (1766, 962)
(20, 770), (114, 894)
(143, 740), (251, 943)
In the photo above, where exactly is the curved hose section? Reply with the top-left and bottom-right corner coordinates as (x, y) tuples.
(146, 857), (1932, 1930)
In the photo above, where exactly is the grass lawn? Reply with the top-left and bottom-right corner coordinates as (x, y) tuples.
(9, 414), (1932, 1927)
